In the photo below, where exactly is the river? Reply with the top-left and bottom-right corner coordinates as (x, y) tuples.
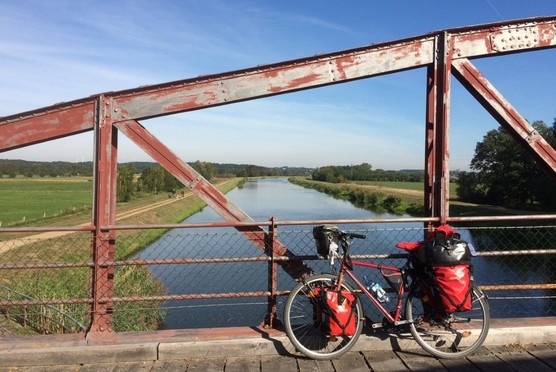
(137, 178), (555, 329)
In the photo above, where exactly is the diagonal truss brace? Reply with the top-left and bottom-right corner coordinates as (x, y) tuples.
(452, 58), (556, 179)
(114, 120), (312, 278)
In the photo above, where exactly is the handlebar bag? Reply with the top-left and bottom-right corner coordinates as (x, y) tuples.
(313, 225), (340, 256)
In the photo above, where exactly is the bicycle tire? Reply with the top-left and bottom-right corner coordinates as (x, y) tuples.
(283, 274), (364, 360)
(405, 284), (490, 359)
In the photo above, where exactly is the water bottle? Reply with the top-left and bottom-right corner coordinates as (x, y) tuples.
(363, 276), (389, 303)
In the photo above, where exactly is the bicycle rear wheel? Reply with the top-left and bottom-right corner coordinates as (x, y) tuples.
(405, 284), (489, 359)
(283, 274), (364, 360)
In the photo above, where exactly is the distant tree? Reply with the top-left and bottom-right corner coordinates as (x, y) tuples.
(139, 166), (183, 194)
(191, 161), (216, 181)
(117, 164), (136, 202)
(240, 165), (260, 177)
(140, 166), (165, 194)
(352, 163), (373, 181)
(162, 168), (182, 192)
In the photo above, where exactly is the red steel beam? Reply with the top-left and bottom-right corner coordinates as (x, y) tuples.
(109, 36), (435, 121)
(106, 17), (555, 122)
(452, 58), (556, 179)
(450, 17), (556, 59)
(424, 32), (453, 226)
(1, 17), (555, 145)
(0, 98), (95, 152)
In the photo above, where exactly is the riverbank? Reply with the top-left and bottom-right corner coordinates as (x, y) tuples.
(289, 177), (423, 216)
(288, 177), (529, 218)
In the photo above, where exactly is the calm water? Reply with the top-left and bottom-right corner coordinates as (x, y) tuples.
(137, 178), (555, 329)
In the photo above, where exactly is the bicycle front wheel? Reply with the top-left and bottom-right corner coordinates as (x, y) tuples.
(406, 284), (490, 359)
(283, 274), (364, 360)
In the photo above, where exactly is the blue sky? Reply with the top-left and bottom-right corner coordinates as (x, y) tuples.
(1, 1), (555, 170)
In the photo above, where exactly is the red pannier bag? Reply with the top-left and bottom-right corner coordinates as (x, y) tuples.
(313, 287), (356, 336)
(432, 264), (473, 313)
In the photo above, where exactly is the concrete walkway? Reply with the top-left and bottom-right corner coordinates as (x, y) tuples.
(0, 317), (555, 370)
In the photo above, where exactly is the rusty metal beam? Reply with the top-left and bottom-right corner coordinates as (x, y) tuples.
(1, 17), (554, 147)
(109, 37), (435, 121)
(0, 98), (95, 152)
(451, 17), (556, 59)
(424, 32), (453, 225)
(105, 17), (555, 122)
(452, 58), (556, 180)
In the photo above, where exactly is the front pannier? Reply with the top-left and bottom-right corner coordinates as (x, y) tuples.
(313, 225), (340, 256)
(313, 286), (356, 336)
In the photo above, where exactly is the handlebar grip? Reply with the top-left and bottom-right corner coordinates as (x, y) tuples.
(350, 233), (367, 239)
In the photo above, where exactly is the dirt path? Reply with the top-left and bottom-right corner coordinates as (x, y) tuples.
(0, 180), (234, 253)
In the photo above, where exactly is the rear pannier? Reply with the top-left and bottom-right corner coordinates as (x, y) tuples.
(432, 265), (473, 313)
(425, 233), (472, 267)
(424, 226), (473, 313)
(399, 224), (474, 314)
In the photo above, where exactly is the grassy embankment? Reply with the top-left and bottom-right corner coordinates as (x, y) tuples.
(289, 177), (512, 217)
(0, 177), (243, 334)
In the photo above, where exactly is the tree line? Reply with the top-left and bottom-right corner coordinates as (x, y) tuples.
(0, 160), (311, 180)
(311, 163), (424, 183)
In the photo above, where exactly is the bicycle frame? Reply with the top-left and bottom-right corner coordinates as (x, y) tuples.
(331, 236), (414, 327)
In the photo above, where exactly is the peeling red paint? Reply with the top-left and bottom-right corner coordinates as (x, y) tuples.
(0, 101), (95, 151)
(267, 71), (323, 93)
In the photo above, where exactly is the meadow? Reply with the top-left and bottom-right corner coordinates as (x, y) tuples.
(0, 177), (92, 226)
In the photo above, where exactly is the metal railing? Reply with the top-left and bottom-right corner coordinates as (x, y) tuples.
(1, 217), (556, 335)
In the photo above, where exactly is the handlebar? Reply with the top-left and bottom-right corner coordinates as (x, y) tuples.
(349, 232), (367, 240)
(339, 231), (367, 240)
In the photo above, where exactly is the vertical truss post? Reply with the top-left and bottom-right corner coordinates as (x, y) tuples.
(262, 217), (279, 328)
(425, 32), (452, 226)
(87, 96), (117, 337)
(424, 64), (436, 225)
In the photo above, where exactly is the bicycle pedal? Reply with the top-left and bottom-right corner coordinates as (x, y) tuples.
(371, 323), (383, 329)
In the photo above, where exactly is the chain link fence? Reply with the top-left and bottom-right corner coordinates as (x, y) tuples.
(1, 222), (556, 335)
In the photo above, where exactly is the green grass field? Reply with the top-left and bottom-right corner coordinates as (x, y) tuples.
(0, 177), (92, 225)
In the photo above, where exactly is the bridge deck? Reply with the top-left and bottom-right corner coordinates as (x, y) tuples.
(0, 317), (555, 370)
